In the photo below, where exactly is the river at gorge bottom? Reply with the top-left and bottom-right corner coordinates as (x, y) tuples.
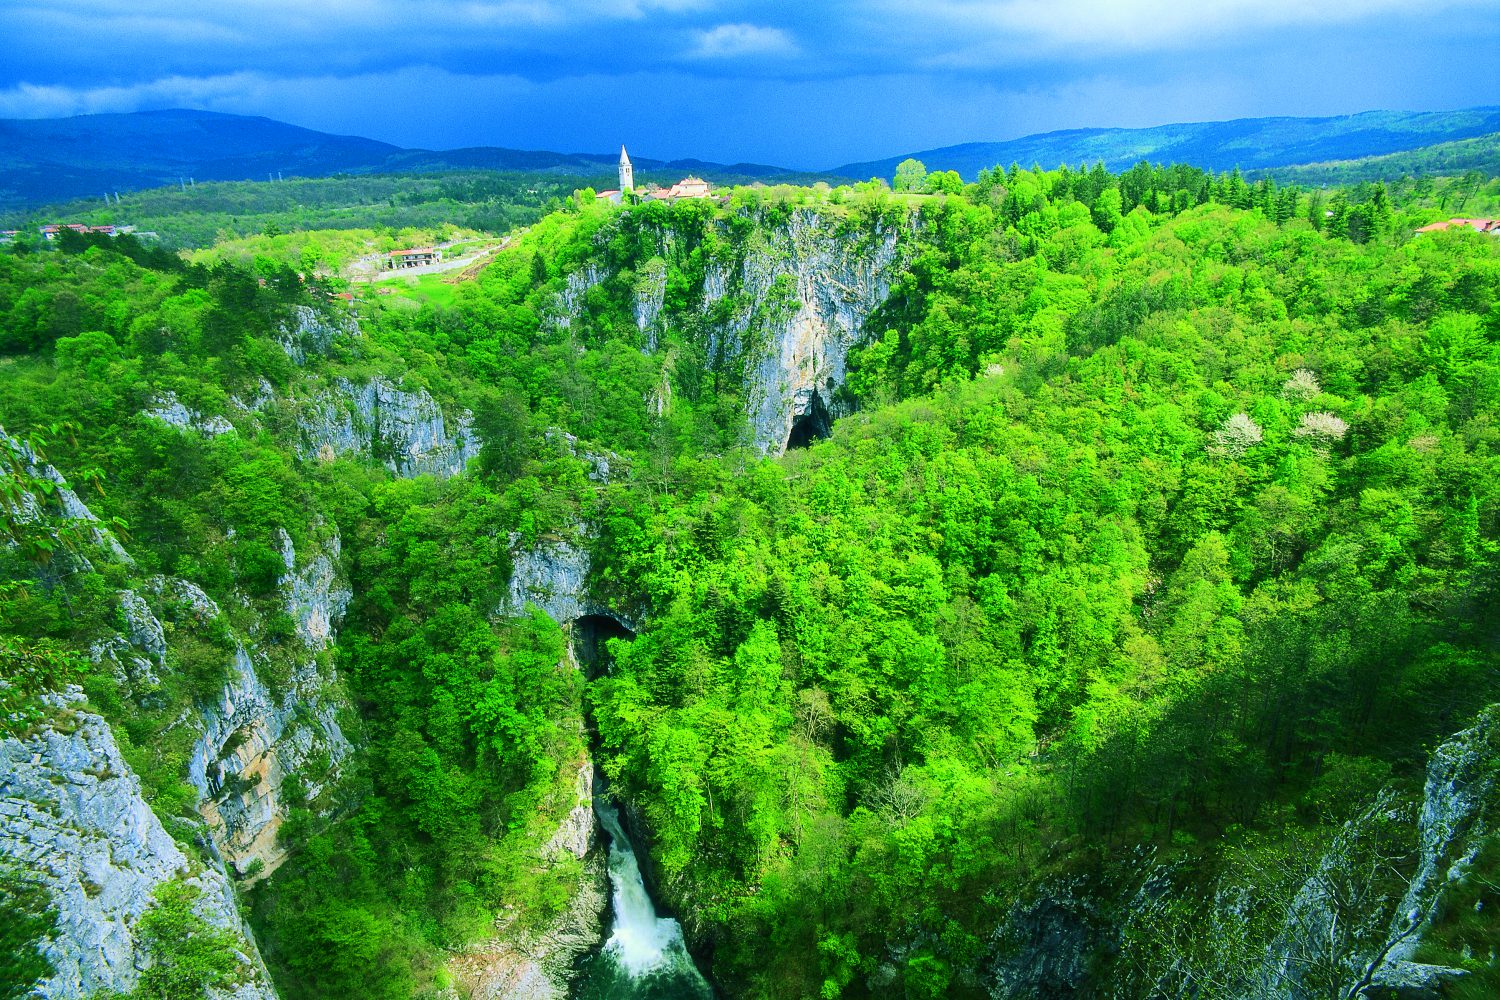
(571, 796), (714, 1000)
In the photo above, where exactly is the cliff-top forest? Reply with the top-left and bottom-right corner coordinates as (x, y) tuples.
(2, 153), (1499, 1000)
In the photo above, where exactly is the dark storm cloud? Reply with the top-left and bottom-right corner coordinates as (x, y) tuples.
(1, 1), (1497, 167)
(0, 1), (799, 85)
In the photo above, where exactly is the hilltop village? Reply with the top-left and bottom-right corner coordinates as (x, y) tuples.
(595, 146), (715, 204)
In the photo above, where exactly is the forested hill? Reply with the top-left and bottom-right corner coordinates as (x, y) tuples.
(1262, 131), (1500, 187)
(2, 163), (1499, 1000)
(837, 106), (1500, 180)
(0, 109), (824, 209)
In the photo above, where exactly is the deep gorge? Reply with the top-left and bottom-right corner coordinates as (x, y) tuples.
(3, 170), (1498, 1000)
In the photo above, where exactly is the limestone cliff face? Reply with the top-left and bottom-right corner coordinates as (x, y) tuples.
(703, 209), (908, 454)
(60, 540), (354, 891)
(186, 532), (355, 882)
(1390, 704), (1499, 959)
(547, 206), (912, 455)
(143, 391), (236, 437)
(88, 588), (165, 693)
(634, 256), (668, 352)
(277, 528), (350, 649)
(298, 375), (480, 479)
(0, 694), (276, 1000)
(1, 433), (361, 999)
(503, 537), (595, 625)
(1257, 704), (1498, 999)
(191, 645), (351, 883)
(549, 264), (606, 335)
(502, 533), (638, 633)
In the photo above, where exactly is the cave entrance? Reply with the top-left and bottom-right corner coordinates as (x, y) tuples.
(785, 391), (832, 450)
(570, 614), (635, 679)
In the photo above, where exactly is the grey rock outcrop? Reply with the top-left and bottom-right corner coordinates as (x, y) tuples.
(1255, 704), (1498, 999)
(298, 375), (480, 478)
(634, 257), (668, 351)
(191, 645), (351, 882)
(231, 378), (277, 414)
(548, 264), (606, 334)
(88, 589), (164, 692)
(0, 432), (364, 999)
(1386, 703), (1498, 961)
(543, 427), (615, 484)
(502, 534), (634, 630)
(503, 537), (594, 625)
(1364, 960), (1470, 999)
(277, 529), (350, 649)
(277, 305), (357, 365)
(544, 763), (597, 861)
(143, 391), (236, 436)
(0, 694), (276, 1000)
(985, 879), (1109, 1000)
(1, 427), (131, 566)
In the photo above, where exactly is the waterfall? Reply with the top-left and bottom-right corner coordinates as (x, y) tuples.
(573, 795), (712, 999)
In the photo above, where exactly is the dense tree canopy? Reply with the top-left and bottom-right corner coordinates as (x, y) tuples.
(1, 159), (1497, 999)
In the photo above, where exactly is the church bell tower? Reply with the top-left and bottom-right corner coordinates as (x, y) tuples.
(619, 145), (634, 194)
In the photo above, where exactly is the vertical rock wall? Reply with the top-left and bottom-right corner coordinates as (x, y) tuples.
(546, 206), (912, 455)
(1, 432), (361, 999)
(707, 209), (907, 454)
(187, 532), (354, 882)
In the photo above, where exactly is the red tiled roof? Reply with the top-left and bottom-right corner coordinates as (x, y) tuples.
(1415, 217), (1500, 234)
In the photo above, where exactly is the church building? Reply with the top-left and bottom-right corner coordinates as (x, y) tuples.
(596, 145), (714, 204)
(595, 146), (635, 205)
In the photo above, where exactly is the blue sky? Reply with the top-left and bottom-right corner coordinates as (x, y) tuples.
(1, 1), (1497, 168)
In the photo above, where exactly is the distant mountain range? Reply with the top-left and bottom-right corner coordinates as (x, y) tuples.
(3, 106), (1499, 209)
(0, 109), (818, 208)
(833, 108), (1500, 180)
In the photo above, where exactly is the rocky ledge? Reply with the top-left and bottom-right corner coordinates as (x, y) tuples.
(0, 694), (276, 1000)
(298, 375), (480, 479)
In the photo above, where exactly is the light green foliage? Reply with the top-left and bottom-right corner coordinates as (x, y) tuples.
(187, 226), (481, 272)
(894, 158), (928, 193)
(0, 636), (84, 738)
(0, 867), (55, 1000)
(122, 879), (247, 1000)
(924, 170), (964, 196)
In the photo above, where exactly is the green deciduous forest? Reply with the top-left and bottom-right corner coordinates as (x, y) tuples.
(1, 155), (1497, 1000)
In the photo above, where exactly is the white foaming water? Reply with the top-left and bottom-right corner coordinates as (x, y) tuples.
(596, 797), (690, 976)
